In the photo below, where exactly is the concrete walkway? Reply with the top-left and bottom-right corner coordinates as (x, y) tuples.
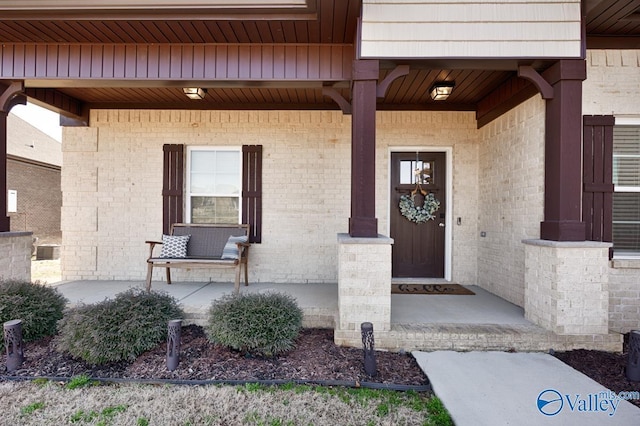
(413, 351), (640, 425)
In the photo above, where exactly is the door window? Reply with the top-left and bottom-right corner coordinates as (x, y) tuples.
(399, 160), (434, 185)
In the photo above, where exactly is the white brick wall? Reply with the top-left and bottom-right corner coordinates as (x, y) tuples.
(477, 96), (545, 306)
(608, 260), (640, 333)
(63, 110), (353, 283)
(583, 49), (640, 332)
(584, 50), (640, 116)
(62, 110), (480, 285)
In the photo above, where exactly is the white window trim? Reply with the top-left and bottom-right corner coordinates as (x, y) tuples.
(612, 119), (640, 259)
(185, 146), (242, 224)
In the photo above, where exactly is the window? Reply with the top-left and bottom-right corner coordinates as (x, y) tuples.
(186, 147), (241, 224)
(162, 144), (262, 242)
(613, 126), (640, 256)
(399, 160), (434, 185)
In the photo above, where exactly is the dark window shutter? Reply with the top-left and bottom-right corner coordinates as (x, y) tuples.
(162, 144), (184, 234)
(582, 115), (614, 257)
(242, 145), (262, 243)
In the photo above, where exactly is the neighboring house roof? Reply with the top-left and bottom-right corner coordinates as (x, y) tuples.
(7, 113), (62, 168)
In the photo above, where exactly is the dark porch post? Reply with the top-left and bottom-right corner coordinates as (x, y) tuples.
(349, 60), (379, 237)
(541, 60), (587, 241)
(0, 82), (26, 232)
(0, 110), (9, 231)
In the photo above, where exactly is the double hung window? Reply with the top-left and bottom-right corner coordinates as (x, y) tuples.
(613, 126), (640, 256)
(186, 147), (241, 224)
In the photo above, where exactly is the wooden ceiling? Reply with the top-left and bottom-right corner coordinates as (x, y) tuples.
(0, 0), (639, 115)
(39, 68), (513, 112)
(586, 0), (640, 36)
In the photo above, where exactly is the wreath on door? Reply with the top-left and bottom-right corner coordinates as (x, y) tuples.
(399, 192), (440, 224)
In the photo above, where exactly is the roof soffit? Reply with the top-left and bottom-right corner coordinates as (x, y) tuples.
(1, 1), (639, 116)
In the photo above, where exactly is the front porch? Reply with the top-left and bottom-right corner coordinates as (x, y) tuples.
(51, 279), (623, 353)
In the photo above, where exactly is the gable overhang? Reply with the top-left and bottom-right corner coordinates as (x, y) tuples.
(0, 0), (316, 19)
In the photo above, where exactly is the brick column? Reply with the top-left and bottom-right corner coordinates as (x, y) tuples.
(0, 232), (33, 281)
(524, 239), (610, 335)
(349, 60), (379, 237)
(337, 233), (393, 333)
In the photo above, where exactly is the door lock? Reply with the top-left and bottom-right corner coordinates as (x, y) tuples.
(439, 223), (445, 227)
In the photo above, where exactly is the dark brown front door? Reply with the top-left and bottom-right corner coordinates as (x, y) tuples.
(390, 152), (446, 277)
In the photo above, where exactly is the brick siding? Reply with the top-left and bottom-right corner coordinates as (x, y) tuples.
(7, 159), (61, 245)
(61, 110), (480, 284)
(584, 50), (640, 333)
(477, 96), (546, 307)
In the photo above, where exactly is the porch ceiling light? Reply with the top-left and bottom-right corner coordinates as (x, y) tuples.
(429, 82), (455, 101)
(183, 87), (207, 100)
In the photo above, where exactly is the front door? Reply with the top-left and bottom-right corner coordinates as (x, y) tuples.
(390, 152), (446, 277)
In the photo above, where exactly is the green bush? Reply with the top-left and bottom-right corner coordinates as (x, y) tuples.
(0, 280), (67, 350)
(205, 291), (303, 356)
(55, 289), (184, 365)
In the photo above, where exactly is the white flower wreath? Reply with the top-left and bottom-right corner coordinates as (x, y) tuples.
(399, 193), (440, 224)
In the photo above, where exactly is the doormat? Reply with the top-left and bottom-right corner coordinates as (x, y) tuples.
(391, 284), (475, 295)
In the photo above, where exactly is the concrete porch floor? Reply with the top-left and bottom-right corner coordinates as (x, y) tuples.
(51, 280), (623, 353)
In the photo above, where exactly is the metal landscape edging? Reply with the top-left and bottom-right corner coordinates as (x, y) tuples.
(1, 375), (431, 392)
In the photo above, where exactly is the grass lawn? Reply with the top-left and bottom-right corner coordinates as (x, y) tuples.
(1, 379), (452, 426)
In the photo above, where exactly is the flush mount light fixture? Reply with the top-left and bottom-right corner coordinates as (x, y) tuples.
(429, 82), (455, 101)
(183, 87), (207, 100)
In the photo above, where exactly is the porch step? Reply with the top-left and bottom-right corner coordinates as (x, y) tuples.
(183, 306), (336, 330)
(391, 278), (450, 284)
(335, 323), (623, 353)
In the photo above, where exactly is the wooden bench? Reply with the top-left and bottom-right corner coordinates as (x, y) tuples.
(145, 223), (251, 294)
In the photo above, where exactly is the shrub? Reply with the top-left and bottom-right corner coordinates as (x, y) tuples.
(205, 291), (303, 356)
(0, 280), (67, 350)
(55, 289), (184, 364)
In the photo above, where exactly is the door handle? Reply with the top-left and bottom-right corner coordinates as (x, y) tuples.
(439, 223), (445, 227)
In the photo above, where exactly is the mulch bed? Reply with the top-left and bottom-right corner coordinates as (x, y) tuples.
(2, 325), (640, 408)
(1, 326), (428, 386)
(553, 333), (640, 408)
